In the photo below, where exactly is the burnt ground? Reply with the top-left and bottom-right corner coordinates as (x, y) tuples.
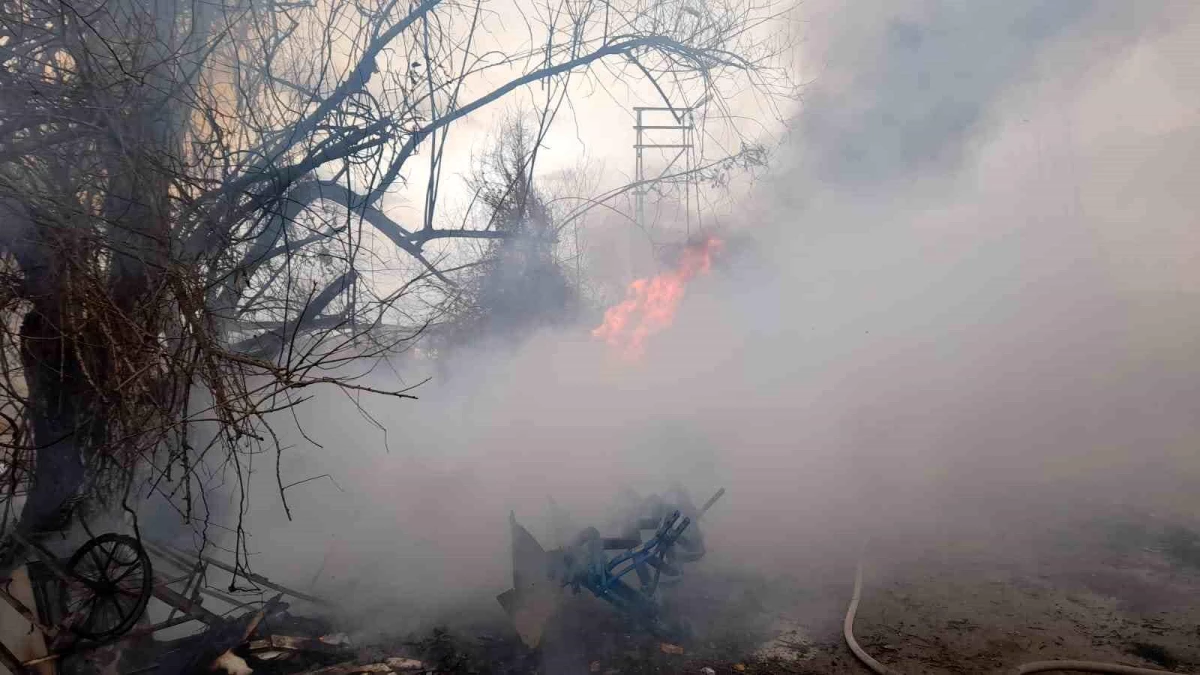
(386, 512), (1200, 675)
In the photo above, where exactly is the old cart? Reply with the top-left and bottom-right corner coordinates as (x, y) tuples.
(0, 530), (325, 674)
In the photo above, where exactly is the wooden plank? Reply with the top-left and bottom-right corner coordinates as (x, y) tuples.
(141, 541), (197, 571)
(139, 542), (261, 613)
(148, 541), (328, 606)
(20, 614), (198, 668)
(7, 532), (70, 585)
(0, 639), (30, 674)
(151, 582), (222, 625)
(195, 585), (258, 612)
(247, 634), (352, 655)
(165, 561), (205, 623)
(0, 568), (48, 674)
(0, 585), (56, 640)
(297, 662), (394, 675)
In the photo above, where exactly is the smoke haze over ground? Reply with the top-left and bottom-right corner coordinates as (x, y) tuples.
(159, 0), (1200, 642)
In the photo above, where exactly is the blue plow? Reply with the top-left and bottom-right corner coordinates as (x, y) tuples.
(498, 487), (725, 647)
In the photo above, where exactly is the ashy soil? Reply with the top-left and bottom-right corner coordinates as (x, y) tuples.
(396, 511), (1200, 674)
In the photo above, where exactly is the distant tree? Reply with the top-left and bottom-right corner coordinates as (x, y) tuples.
(439, 117), (578, 350)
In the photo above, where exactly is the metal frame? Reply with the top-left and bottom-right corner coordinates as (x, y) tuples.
(633, 106), (698, 241)
(563, 510), (692, 635)
(559, 488), (724, 639)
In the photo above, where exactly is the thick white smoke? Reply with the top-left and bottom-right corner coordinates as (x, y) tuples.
(152, 0), (1200, 639)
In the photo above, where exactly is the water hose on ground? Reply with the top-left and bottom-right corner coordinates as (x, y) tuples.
(842, 561), (891, 674)
(843, 560), (1190, 675)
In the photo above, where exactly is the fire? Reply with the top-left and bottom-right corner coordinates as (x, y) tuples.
(593, 236), (723, 359)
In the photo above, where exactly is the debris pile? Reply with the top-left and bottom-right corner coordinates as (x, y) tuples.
(0, 532), (434, 675)
(0, 488), (741, 674)
(138, 593), (432, 675)
(138, 578), (432, 675)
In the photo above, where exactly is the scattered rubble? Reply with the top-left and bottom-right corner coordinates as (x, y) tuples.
(284, 659), (427, 675)
(212, 651), (253, 675)
(750, 619), (813, 663)
(659, 643), (685, 656)
(13, 503), (1199, 674)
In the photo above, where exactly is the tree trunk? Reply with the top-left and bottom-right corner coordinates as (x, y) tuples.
(16, 295), (89, 539)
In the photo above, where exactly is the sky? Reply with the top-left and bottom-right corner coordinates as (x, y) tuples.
(366, 0), (794, 293)
(152, 0), (1200, 634)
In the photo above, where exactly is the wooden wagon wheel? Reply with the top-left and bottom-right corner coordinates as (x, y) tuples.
(60, 533), (154, 640)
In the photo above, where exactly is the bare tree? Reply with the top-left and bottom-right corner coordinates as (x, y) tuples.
(0, 0), (786, 574)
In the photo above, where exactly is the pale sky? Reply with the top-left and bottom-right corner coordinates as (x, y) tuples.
(369, 0), (1200, 298)
(377, 0), (797, 248)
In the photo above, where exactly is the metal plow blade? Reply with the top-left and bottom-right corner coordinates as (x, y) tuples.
(497, 512), (564, 648)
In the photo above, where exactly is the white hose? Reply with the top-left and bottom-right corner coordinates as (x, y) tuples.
(843, 560), (1189, 675)
(842, 560), (891, 674)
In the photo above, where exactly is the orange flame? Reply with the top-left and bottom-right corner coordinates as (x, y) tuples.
(592, 236), (723, 359)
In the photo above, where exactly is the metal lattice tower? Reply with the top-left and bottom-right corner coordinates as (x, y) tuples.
(633, 106), (698, 239)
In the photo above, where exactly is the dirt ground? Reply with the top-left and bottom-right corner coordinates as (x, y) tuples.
(398, 509), (1200, 674)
